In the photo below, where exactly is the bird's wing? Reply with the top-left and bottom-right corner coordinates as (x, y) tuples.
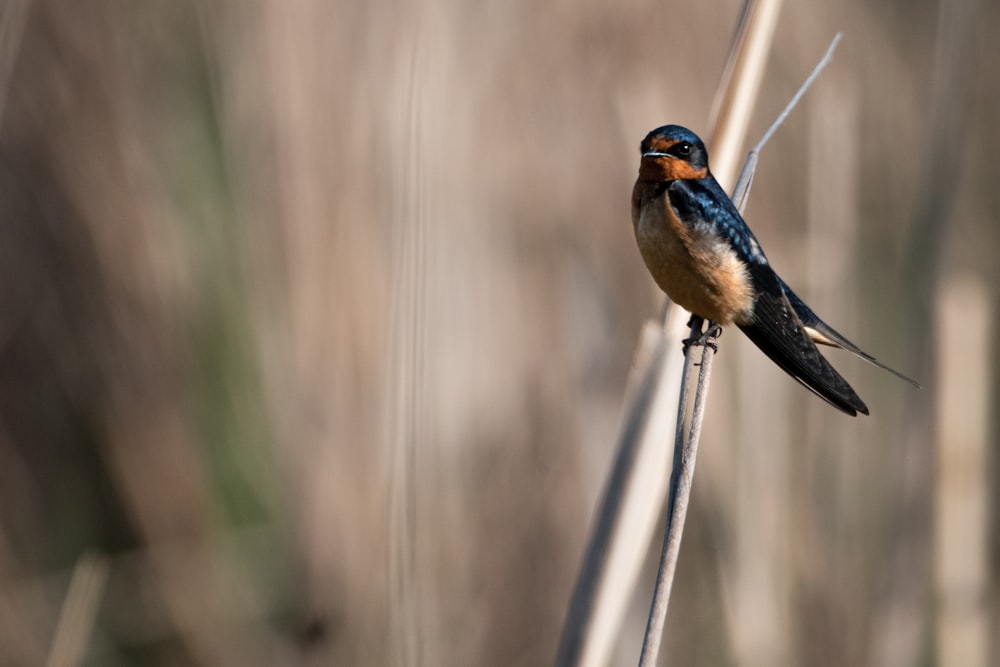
(738, 264), (869, 416)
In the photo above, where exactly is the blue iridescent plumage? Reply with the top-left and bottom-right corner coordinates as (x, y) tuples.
(667, 178), (766, 265)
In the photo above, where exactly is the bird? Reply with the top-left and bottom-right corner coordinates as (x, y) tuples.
(631, 124), (918, 416)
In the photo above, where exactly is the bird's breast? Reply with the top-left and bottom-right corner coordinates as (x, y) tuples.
(632, 185), (755, 326)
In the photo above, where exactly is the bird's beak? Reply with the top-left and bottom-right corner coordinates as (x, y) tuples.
(642, 151), (670, 158)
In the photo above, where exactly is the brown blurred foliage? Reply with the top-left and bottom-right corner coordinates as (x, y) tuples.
(0, 0), (996, 665)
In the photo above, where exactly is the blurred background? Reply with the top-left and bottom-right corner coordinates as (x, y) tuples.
(0, 0), (995, 665)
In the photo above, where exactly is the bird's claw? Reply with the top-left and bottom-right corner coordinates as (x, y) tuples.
(682, 318), (722, 355)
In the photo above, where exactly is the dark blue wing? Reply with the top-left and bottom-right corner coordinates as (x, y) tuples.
(738, 264), (869, 416)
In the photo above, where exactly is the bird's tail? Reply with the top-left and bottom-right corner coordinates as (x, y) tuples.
(781, 281), (920, 387)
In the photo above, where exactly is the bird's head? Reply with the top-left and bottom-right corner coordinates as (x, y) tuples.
(637, 125), (709, 182)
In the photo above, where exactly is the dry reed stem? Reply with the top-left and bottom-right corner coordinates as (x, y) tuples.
(45, 553), (110, 667)
(707, 0), (785, 193)
(933, 277), (990, 667)
(636, 327), (717, 666)
(0, 0), (28, 126)
(387, 31), (429, 667)
(554, 308), (689, 667)
(873, 0), (981, 661)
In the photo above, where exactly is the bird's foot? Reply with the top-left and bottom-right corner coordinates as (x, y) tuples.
(682, 317), (722, 354)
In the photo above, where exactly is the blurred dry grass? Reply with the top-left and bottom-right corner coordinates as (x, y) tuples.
(0, 1), (996, 666)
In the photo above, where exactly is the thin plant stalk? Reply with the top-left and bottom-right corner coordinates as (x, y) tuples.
(636, 330), (716, 666)
(45, 552), (110, 667)
(554, 309), (689, 667)
(730, 33), (842, 211)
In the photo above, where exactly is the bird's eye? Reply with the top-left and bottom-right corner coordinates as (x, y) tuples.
(673, 142), (693, 158)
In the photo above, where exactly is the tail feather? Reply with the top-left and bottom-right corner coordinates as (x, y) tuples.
(780, 282), (920, 387)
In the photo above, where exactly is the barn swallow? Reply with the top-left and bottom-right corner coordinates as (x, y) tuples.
(631, 124), (918, 416)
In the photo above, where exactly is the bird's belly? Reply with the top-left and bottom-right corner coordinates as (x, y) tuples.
(635, 207), (755, 326)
